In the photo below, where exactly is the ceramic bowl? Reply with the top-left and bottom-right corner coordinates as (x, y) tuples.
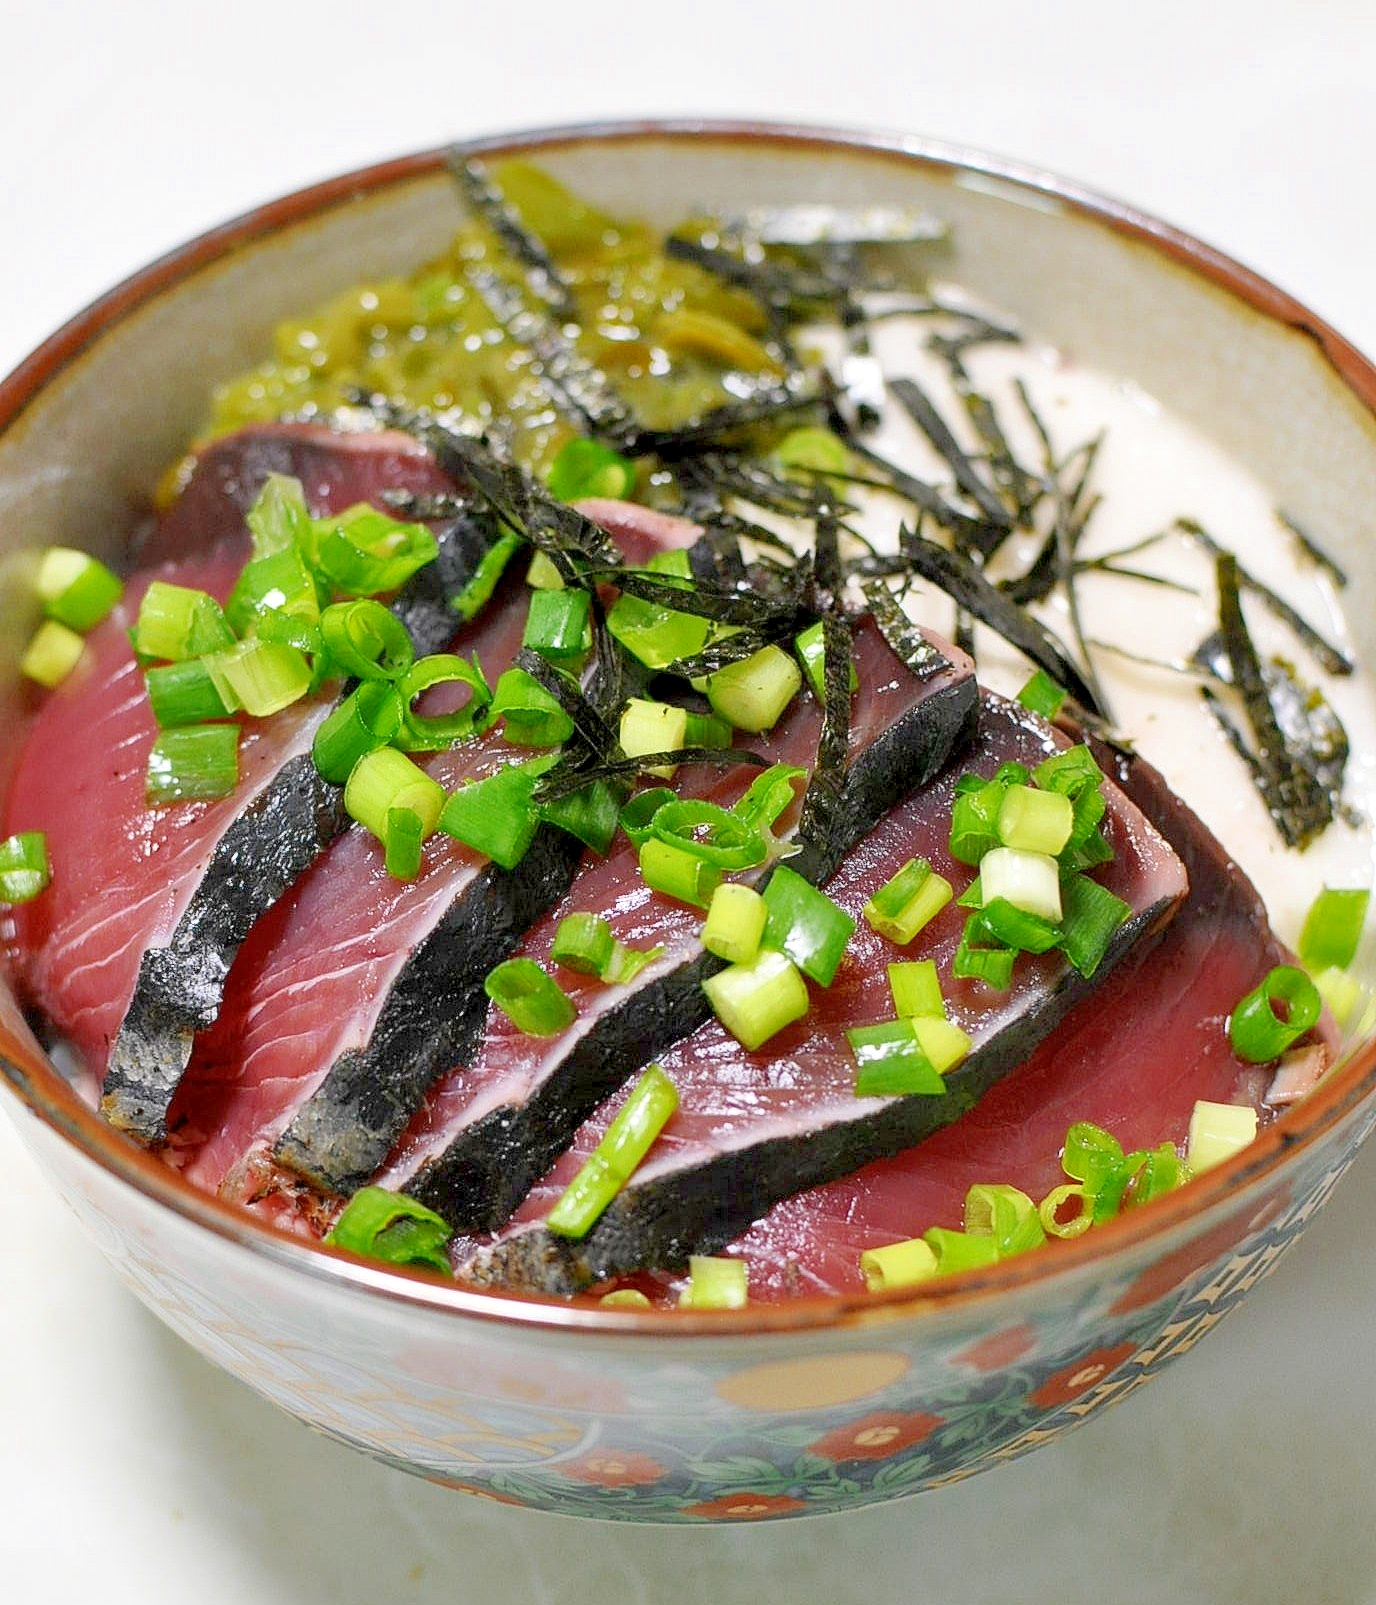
(3, 121), (1376, 1524)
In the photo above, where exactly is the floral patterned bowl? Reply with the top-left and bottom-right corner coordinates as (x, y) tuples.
(3, 121), (1376, 1523)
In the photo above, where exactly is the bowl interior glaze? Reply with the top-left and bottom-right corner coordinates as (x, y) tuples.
(3, 121), (1376, 1521)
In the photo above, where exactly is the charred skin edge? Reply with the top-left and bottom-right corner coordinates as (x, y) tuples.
(460, 894), (1179, 1296)
(100, 755), (350, 1139)
(271, 825), (586, 1194)
(98, 496), (505, 1144)
(409, 649), (981, 1233)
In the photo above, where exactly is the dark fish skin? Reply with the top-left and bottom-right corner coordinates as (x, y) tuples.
(462, 903), (1172, 1296)
(99, 426), (499, 1142)
(457, 699), (1189, 1296)
(405, 622), (979, 1233)
(271, 827), (585, 1193)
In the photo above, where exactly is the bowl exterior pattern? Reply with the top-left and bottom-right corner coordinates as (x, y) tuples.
(17, 1092), (1374, 1521)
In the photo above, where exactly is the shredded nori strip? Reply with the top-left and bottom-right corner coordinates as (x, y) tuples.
(534, 746), (768, 803)
(859, 579), (946, 678)
(1211, 552), (1336, 847)
(889, 376), (1013, 530)
(1279, 509), (1348, 589)
(1178, 517), (1352, 676)
(448, 155), (577, 323)
(878, 530), (1104, 714)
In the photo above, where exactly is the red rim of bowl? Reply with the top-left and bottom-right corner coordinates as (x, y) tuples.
(3, 116), (1375, 1340)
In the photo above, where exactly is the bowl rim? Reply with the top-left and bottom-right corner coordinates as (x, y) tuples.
(4, 114), (1376, 1341)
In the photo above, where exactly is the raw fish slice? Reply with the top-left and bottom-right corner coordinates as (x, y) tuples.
(460, 694), (1189, 1295)
(387, 617), (977, 1231)
(169, 501), (706, 1205)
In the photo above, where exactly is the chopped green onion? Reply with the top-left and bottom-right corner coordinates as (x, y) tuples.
(546, 1064), (678, 1236)
(312, 681), (404, 783)
(859, 1237), (939, 1292)
(705, 645), (802, 733)
(540, 778), (621, 855)
(1312, 963), (1366, 1029)
(1032, 743), (1102, 798)
(600, 1288), (652, 1308)
(324, 1186), (453, 1273)
(619, 698), (689, 778)
(702, 882), (768, 965)
(245, 472), (312, 558)
(849, 1019), (945, 1097)
(760, 864), (855, 986)
(888, 960), (945, 1020)
(133, 582), (235, 662)
(1061, 1121), (1125, 1194)
(318, 599), (414, 681)
(1228, 964), (1322, 1062)
(1126, 1143), (1187, 1205)
(1185, 1099), (1258, 1172)
(545, 436), (636, 502)
(225, 545), (320, 638)
(678, 1254), (748, 1309)
(952, 918), (1017, 989)
(650, 799), (767, 870)
(603, 940), (665, 986)
(203, 639), (312, 718)
(1038, 1184), (1093, 1239)
(964, 1183), (1046, 1257)
(484, 957), (577, 1037)
(702, 947), (809, 1051)
(922, 1228), (1002, 1274)
(732, 763), (807, 833)
(948, 764), (1029, 866)
(490, 666), (575, 747)
(524, 549), (565, 591)
(978, 847), (1062, 923)
(146, 723), (241, 805)
(619, 787), (678, 847)
(772, 425), (850, 478)
(384, 805), (425, 881)
(911, 1015), (972, 1076)
(967, 897), (1062, 954)
(639, 836), (721, 908)
(606, 554), (711, 670)
(1015, 669), (1067, 720)
(393, 653), (492, 750)
(313, 504), (439, 597)
(682, 710), (733, 750)
(1298, 886), (1370, 972)
(794, 618), (859, 703)
(439, 761), (545, 869)
(21, 620), (86, 687)
(144, 658), (235, 727)
(451, 530), (523, 622)
(522, 586), (592, 665)
(345, 747), (445, 844)
(861, 857), (953, 944)
(551, 912), (616, 976)
(35, 547), (122, 632)
(996, 783), (1074, 856)
(0, 831), (50, 904)
(1058, 874), (1131, 978)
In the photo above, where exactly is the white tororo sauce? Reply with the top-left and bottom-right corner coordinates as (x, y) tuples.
(794, 291), (1376, 961)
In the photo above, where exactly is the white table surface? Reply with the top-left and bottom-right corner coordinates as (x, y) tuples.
(5, 5), (1376, 1601)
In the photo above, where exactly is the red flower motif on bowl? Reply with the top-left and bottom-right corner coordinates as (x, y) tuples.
(1028, 1340), (1138, 1410)
(560, 1449), (668, 1488)
(809, 1409), (943, 1462)
(684, 1492), (810, 1521)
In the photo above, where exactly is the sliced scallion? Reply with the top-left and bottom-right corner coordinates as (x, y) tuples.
(313, 504), (439, 597)
(318, 599), (414, 681)
(484, 957), (577, 1037)
(393, 653), (492, 750)
(324, 1186), (453, 1273)
(546, 1064), (678, 1237)
(550, 912), (616, 976)
(1228, 964), (1322, 1062)
(490, 666), (575, 747)
(35, 547), (123, 632)
(996, 783), (1074, 857)
(439, 761), (545, 869)
(1298, 886), (1370, 972)
(540, 778), (621, 855)
(702, 882), (768, 965)
(760, 864), (855, 986)
(1015, 668), (1067, 720)
(859, 1237), (940, 1292)
(888, 959), (945, 1020)
(639, 836), (721, 908)
(794, 618), (859, 703)
(861, 857), (953, 945)
(451, 529), (522, 622)
(133, 582), (234, 662)
(702, 947), (809, 1051)
(1185, 1099), (1258, 1172)
(345, 746), (445, 844)
(146, 723), (241, 805)
(0, 831), (50, 904)
(911, 1015), (972, 1076)
(922, 1228), (1002, 1274)
(203, 638), (312, 718)
(21, 620), (86, 688)
(848, 1019), (945, 1098)
(649, 799), (767, 870)
(384, 805), (425, 881)
(522, 586), (592, 666)
(312, 681), (404, 783)
(245, 472), (312, 558)
(144, 658), (235, 727)
(978, 847), (1062, 924)
(964, 1183), (1046, 1257)
(545, 436), (636, 502)
(1058, 874), (1130, 978)
(678, 1254), (748, 1310)
(619, 698), (689, 778)
(705, 645), (802, 733)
